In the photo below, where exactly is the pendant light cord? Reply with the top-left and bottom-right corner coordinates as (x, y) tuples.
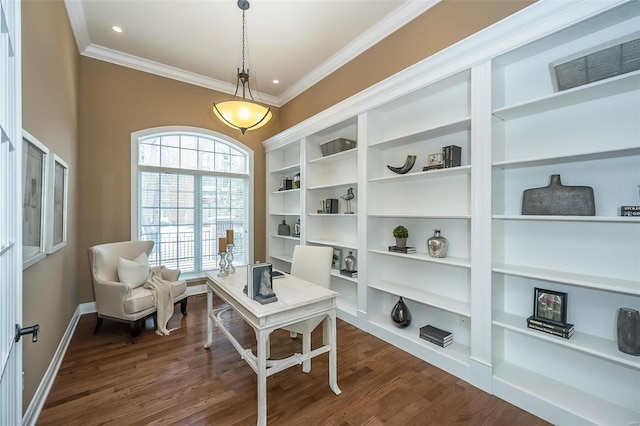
(242, 10), (246, 72)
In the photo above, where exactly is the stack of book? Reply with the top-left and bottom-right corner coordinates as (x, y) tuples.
(443, 145), (462, 168)
(419, 325), (453, 348)
(388, 246), (416, 254)
(527, 316), (574, 339)
(340, 269), (358, 278)
(620, 205), (640, 217)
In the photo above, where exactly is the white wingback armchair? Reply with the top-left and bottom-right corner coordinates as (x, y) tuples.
(283, 245), (334, 372)
(88, 240), (188, 341)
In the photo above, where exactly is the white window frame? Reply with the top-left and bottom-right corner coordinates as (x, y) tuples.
(131, 126), (254, 278)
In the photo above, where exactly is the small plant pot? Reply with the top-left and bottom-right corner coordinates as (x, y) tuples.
(395, 237), (407, 248)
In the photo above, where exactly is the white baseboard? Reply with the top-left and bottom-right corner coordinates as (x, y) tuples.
(22, 305), (82, 426)
(22, 288), (206, 425)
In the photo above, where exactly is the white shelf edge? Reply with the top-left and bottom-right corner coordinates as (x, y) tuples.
(492, 146), (640, 169)
(492, 215), (640, 223)
(270, 188), (301, 195)
(369, 279), (471, 316)
(493, 362), (640, 425)
(369, 248), (471, 269)
(270, 163), (301, 175)
(369, 165), (471, 184)
(368, 214), (471, 220)
(307, 213), (358, 217)
(493, 263), (640, 296)
(307, 181), (357, 191)
(493, 312), (640, 369)
(307, 148), (357, 165)
(307, 238), (358, 250)
(367, 314), (471, 367)
(331, 269), (358, 283)
(492, 70), (640, 120)
(270, 212), (301, 216)
(269, 253), (293, 263)
(270, 234), (301, 242)
(368, 117), (472, 150)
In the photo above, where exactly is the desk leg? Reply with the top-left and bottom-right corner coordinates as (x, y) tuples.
(323, 311), (342, 395)
(256, 328), (270, 426)
(204, 289), (213, 349)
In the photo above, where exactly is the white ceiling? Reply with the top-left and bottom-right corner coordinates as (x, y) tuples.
(64, 0), (439, 107)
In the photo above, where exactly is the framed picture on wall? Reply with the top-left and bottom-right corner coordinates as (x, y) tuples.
(46, 154), (69, 253)
(22, 130), (49, 269)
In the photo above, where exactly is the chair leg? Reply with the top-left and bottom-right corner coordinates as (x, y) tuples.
(130, 321), (141, 344)
(180, 298), (188, 316)
(302, 332), (311, 373)
(93, 317), (103, 334)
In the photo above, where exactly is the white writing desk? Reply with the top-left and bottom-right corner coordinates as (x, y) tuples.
(205, 267), (342, 426)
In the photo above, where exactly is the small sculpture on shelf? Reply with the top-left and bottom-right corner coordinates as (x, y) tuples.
(387, 155), (416, 175)
(427, 229), (448, 258)
(292, 218), (301, 237)
(340, 251), (358, 278)
(340, 187), (355, 214)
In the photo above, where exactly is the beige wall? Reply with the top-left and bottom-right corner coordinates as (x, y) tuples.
(280, 0), (535, 128)
(21, 0), (79, 411)
(77, 58), (280, 303)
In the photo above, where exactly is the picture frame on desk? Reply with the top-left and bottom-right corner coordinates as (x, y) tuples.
(533, 287), (568, 327)
(246, 263), (273, 300)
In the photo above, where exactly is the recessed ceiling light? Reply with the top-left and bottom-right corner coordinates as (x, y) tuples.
(272, 80), (279, 84)
(112, 26), (123, 33)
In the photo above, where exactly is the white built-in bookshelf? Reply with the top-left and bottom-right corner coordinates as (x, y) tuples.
(264, 2), (640, 424)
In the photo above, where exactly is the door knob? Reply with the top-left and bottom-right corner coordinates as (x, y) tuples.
(15, 324), (40, 343)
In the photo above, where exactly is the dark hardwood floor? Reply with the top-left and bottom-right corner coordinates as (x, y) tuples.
(37, 294), (549, 425)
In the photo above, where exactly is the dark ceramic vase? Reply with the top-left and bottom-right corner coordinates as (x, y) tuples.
(391, 297), (411, 328)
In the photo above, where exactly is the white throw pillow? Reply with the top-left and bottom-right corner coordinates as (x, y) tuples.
(117, 252), (150, 288)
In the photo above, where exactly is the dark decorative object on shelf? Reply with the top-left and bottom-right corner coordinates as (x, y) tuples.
(277, 220), (290, 236)
(344, 251), (357, 272)
(427, 229), (448, 258)
(387, 155), (417, 175)
(533, 287), (568, 327)
(325, 198), (339, 214)
(442, 145), (462, 168)
(620, 205), (640, 217)
(391, 297), (411, 328)
(551, 35), (640, 91)
(393, 225), (408, 248)
(522, 174), (595, 216)
(293, 173), (301, 189)
(617, 308), (640, 356)
(320, 138), (357, 157)
(279, 177), (292, 191)
(340, 187), (355, 214)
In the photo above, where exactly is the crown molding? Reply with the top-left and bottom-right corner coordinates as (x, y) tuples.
(82, 43), (280, 106)
(64, 0), (440, 108)
(64, 0), (90, 52)
(276, 0), (441, 105)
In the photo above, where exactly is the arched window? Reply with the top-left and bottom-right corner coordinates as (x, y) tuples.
(131, 127), (253, 276)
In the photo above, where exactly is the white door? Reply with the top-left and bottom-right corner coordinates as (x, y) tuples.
(0, 0), (22, 423)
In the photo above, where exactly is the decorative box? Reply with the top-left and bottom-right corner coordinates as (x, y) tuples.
(320, 138), (357, 157)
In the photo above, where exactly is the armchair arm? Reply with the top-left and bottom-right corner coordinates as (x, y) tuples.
(161, 267), (181, 282)
(92, 278), (133, 319)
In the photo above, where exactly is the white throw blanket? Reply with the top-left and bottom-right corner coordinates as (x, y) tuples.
(144, 265), (177, 335)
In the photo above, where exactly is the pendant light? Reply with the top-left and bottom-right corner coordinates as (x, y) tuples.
(213, 0), (272, 134)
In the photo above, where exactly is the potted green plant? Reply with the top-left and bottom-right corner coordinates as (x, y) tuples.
(393, 225), (409, 248)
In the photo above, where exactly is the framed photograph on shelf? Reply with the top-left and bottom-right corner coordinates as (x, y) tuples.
(533, 287), (568, 326)
(332, 248), (342, 270)
(46, 154), (69, 254)
(22, 130), (49, 269)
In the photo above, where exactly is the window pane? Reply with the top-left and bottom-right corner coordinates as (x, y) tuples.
(181, 135), (197, 150)
(160, 146), (180, 168)
(138, 131), (249, 275)
(181, 149), (197, 170)
(139, 143), (159, 166)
